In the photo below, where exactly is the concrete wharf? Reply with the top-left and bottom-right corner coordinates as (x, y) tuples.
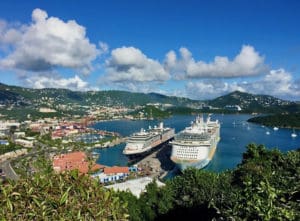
(135, 143), (176, 179)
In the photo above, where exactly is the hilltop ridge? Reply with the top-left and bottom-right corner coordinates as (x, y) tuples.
(0, 83), (299, 120)
(208, 90), (298, 113)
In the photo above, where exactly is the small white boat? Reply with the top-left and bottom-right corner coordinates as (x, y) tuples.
(273, 127), (279, 131)
(291, 129), (297, 138)
(266, 131), (270, 135)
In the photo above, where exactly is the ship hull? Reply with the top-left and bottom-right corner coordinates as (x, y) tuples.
(125, 139), (172, 164)
(123, 127), (175, 162)
(171, 144), (217, 171)
(174, 158), (211, 171)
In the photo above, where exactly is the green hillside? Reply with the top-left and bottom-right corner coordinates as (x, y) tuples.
(130, 105), (171, 119)
(0, 83), (201, 108)
(208, 91), (298, 113)
(1, 83), (300, 120)
(248, 113), (300, 128)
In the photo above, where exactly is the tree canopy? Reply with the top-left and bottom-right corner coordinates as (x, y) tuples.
(1, 144), (299, 220)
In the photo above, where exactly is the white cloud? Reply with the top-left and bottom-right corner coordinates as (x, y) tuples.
(0, 8), (98, 74)
(244, 68), (300, 99)
(185, 68), (300, 100)
(104, 46), (169, 82)
(107, 82), (155, 94)
(0, 21), (22, 45)
(165, 45), (267, 78)
(98, 41), (109, 55)
(24, 74), (90, 91)
(186, 80), (245, 100)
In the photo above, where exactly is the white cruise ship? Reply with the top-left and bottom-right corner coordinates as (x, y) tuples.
(170, 115), (220, 171)
(123, 122), (175, 160)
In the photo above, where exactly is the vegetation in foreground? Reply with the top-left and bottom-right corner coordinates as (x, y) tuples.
(1, 144), (299, 220)
(0, 169), (128, 220)
(119, 144), (299, 220)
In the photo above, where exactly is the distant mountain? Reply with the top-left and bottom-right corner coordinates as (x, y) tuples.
(208, 91), (298, 113)
(0, 83), (299, 115)
(0, 83), (31, 106)
(0, 83), (202, 108)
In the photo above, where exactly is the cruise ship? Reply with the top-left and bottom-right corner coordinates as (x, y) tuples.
(170, 115), (220, 171)
(123, 122), (175, 160)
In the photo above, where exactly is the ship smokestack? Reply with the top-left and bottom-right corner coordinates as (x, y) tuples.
(159, 122), (163, 129)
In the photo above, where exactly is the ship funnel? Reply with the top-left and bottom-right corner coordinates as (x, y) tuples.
(159, 122), (163, 129)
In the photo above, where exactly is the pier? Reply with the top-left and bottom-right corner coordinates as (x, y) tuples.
(106, 137), (127, 147)
(135, 143), (176, 179)
(93, 137), (128, 148)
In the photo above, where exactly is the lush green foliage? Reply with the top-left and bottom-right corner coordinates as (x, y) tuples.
(0, 106), (86, 121)
(120, 144), (299, 220)
(208, 91), (299, 113)
(0, 169), (129, 220)
(1, 143), (299, 220)
(3, 83), (299, 120)
(0, 142), (22, 155)
(0, 83), (201, 109)
(130, 105), (170, 119)
(248, 113), (300, 128)
(230, 144), (299, 220)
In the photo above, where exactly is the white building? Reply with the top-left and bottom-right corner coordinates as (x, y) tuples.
(106, 177), (165, 198)
(15, 139), (34, 148)
(224, 105), (242, 111)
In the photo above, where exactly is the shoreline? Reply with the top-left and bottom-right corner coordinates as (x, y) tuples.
(247, 113), (300, 130)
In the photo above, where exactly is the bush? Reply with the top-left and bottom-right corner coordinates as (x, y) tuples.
(0, 170), (129, 220)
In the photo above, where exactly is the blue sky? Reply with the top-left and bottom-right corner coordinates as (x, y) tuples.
(0, 0), (299, 100)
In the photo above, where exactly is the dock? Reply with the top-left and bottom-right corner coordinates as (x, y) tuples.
(92, 137), (128, 148)
(135, 143), (176, 179)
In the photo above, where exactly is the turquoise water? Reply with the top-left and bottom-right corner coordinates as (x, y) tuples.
(92, 114), (300, 172)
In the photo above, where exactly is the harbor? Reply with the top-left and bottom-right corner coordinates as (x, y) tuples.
(94, 114), (300, 173)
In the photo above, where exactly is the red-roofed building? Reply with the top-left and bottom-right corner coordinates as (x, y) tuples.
(104, 166), (129, 175)
(92, 166), (130, 183)
(52, 151), (102, 174)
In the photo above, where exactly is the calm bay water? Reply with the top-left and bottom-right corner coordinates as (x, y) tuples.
(92, 114), (299, 172)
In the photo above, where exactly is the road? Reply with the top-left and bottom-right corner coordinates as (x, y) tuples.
(0, 140), (50, 181)
(0, 160), (19, 181)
